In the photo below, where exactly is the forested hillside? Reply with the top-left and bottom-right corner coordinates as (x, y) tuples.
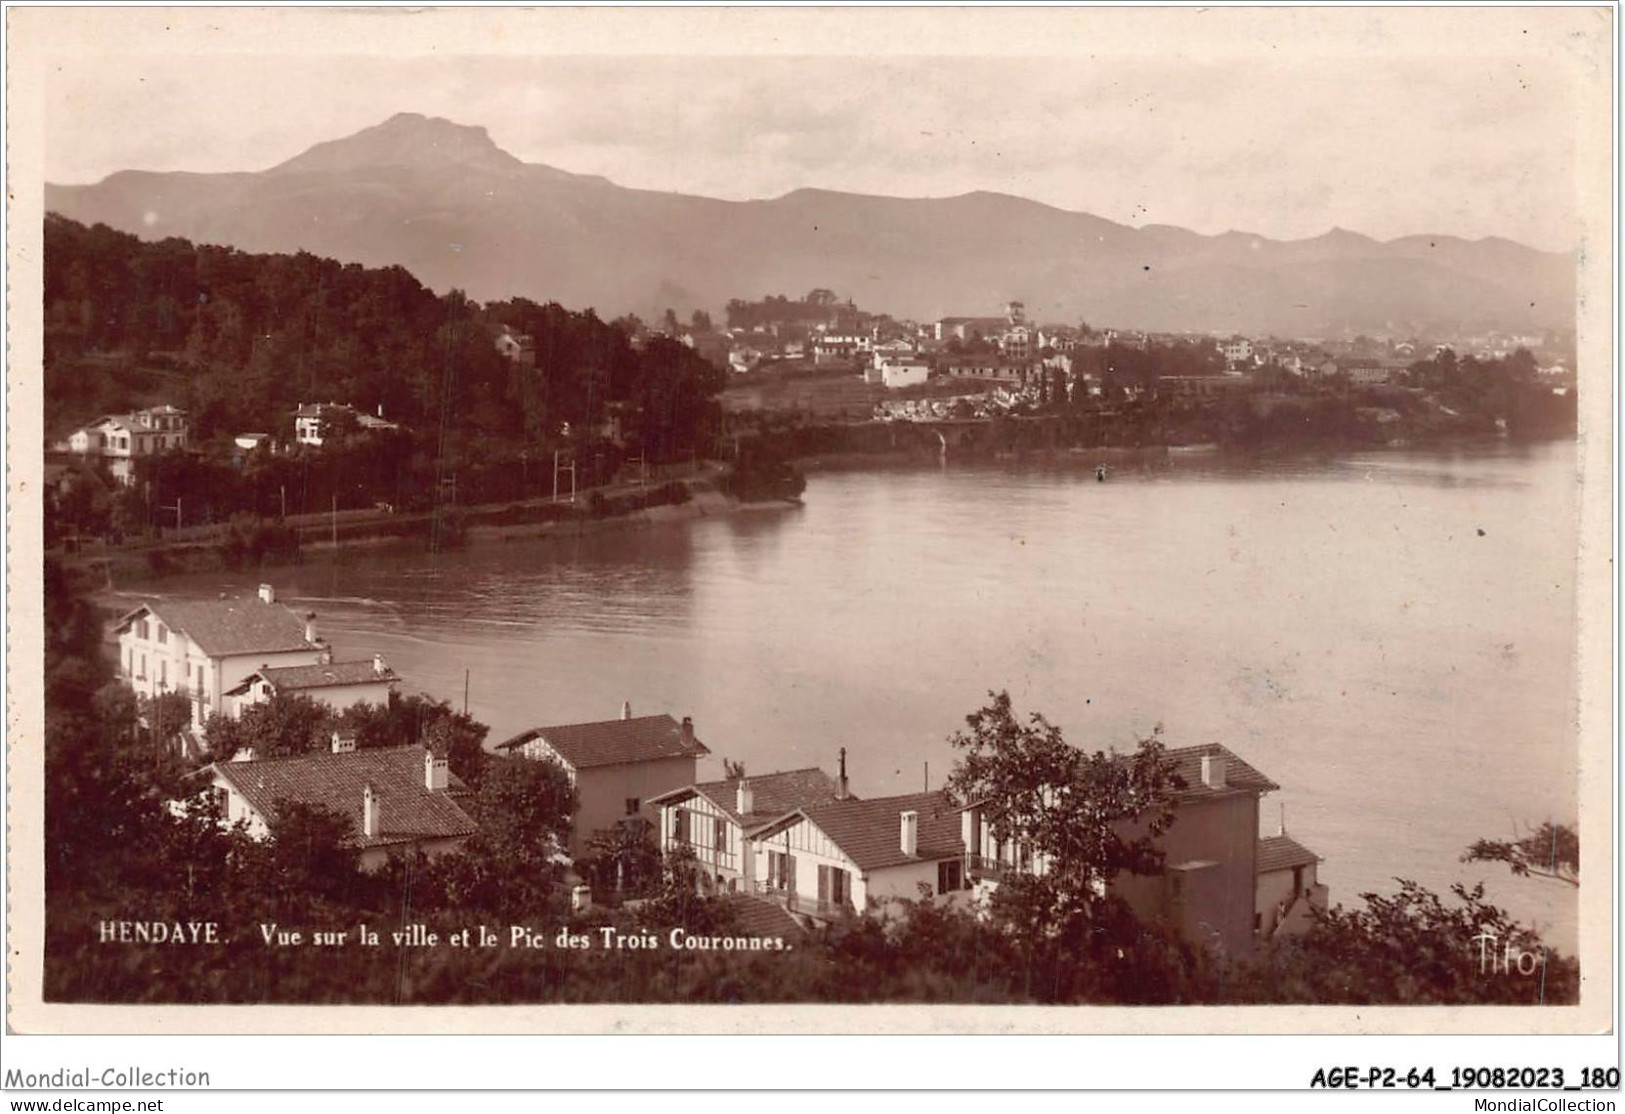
(43, 214), (724, 463)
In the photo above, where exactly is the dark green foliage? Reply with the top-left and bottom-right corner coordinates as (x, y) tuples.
(1463, 822), (1579, 888)
(722, 436), (806, 502)
(44, 216), (726, 531)
(1231, 880), (1578, 1005)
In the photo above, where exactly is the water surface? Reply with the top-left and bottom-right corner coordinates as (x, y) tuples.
(144, 441), (1581, 951)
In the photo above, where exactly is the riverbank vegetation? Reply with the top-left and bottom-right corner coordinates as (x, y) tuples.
(43, 564), (1575, 1006)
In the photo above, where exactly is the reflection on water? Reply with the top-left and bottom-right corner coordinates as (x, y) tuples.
(148, 440), (1581, 952)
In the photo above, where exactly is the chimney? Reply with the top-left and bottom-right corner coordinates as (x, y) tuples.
(424, 749), (449, 792)
(621, 700), (632, 721)
(318, 645), (333, 665)
(1201, 753), (1228, 790)
(681, 716), (694, 747)
(373, 652), (388, 677)
(836, 747), (850, 800)
(736, 778), (753, 816)
(900, 810), (918, 857)
(232, 747), (256, 763)
(377, 403), (385, 418)
(258, 583), (276, 605)
(362, 783), (380, 838)
(305, 611), (319, 645)
(330, 731), (356, 754)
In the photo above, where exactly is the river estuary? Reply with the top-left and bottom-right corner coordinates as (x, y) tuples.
(143, 439), (1582, 953)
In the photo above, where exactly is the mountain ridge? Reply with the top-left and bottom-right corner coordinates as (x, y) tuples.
(46, 112), (1574, 334)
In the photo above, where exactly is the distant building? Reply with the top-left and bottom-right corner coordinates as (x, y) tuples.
(1345, 365), (1392, 387)
(496, 704), (711, 858)
(495, 325), (536, 366)
(198, 742), (475, 871)
(650, 766), (847, 895)
(1255, 832), (1327, 938)
(1158, 375), (1254, 398)
(225, 654), (400, 718)
(294, 402), (398, 446)
(937, 358), (1040, 386)
(114, 584), (326, 733)
(66, 405), (188, 485)
(934, 316), (1006, 343)
(880, 359), (931, 389)
(233, 432), (273, 453)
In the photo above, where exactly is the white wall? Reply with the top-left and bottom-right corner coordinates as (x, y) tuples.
(750, 817), (868, 914)
(230, 678), (395, 719)
(659, 792), (747, 886)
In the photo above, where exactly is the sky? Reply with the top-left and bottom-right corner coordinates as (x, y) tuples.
(39, 10), (1595, 251)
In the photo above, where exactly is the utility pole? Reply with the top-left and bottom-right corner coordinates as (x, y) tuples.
(463, 668), (470, 716)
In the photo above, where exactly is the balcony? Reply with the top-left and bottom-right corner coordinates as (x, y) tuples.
(750, 883), (853, 921)
(964, 854), (1013, 881)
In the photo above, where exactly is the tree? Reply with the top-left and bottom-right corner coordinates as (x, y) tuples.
(1235, 880), (1577, 1005)
(139, 690), (193, 756)
(944, 692), (1190, 998)
(946, 691), (1183, 897)
(420, 754), (576, 918)
(204, 692), (331, 760)
(721, 758), (747, 780)
(1463, 822), (1578, 888)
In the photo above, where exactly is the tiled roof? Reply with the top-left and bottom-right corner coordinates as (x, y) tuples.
(1256, 834), (1321, 874)
(225, 660), (397, 696)
(959, 743), (1279, 810)
(651, 768), (845, 832)
(789, 791), (962, 873)
(495, 714), (709, 769)
(1163, 744), (1280, 799)
(117, 597), (315, 658)
(212, 745), (474, 850)
(723, 894), (806, 939)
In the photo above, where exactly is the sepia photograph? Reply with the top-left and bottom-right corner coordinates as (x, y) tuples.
(4, 4), (1614, 1040)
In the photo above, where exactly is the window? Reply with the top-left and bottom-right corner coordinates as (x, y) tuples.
(156, 623), (167, 644)
(136, 619), (149, 641)
(937, 859), (963, 894)
(767, 850), (794, 891)
(159, 660), (167, 687)
(817, 864), (850, 910)
(136, 654), (146, 680)
(624, 797), (640, 817)
(673, 808), (689, 845)
(713, 816), (726, 853)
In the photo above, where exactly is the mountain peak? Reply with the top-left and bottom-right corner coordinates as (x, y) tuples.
(268, 112), (523, 176)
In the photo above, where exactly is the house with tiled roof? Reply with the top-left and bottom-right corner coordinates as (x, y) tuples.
(496, 702), (710, 858)
(961, 743), (1315, 958)
(749, 784), (966, 922)
(1255, 830), (1327, 939)
(199, 741), (475, 871)
(114, 584), (327, 733)
(66, 404), (188, 485)
(225, 653), (400, 718)
(648, 762), (848, 895)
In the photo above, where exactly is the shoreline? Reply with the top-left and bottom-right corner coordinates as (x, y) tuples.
(68, 486), (800, 590)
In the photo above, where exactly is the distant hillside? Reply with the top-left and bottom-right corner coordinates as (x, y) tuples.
(47, 112), (1576, 336)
